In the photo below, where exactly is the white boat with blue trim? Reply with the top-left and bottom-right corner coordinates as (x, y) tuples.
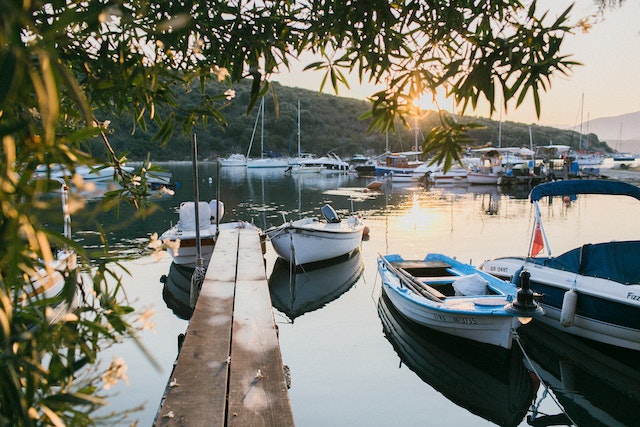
(378, 253), (543, 349)
(481, 179), (640, 351)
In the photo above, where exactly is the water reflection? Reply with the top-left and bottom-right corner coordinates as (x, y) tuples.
(519, 323), (640, 427)
(160, 262), (194, 320)
(268, 249), (363, 322)
(378, 293), (539, 427)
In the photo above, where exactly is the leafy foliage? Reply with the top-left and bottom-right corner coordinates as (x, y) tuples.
(0, 0), (590, 424)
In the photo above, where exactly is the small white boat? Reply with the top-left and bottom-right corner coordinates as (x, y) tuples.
(466, 148), (504, 185)
(159, 200), (260, 268)
(219, 153), (247, 167)
(480, 179), (640, 350)
(378, 253), (544, 349)
(265, 204), (365, 266)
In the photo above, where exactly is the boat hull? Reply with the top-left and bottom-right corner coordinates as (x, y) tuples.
(160, 221), (259, 268)
(378, 253), (522, 349)
(266, 217), (364, 265)
(467, 172), (499, 185)
(481, 256), (640, 351)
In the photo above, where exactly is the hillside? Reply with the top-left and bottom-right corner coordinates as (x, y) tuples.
(90, 80), (615, 162)
(584, 111), (640, 154)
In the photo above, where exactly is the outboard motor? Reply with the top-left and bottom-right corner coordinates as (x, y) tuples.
(321, 204), (341, 223)
(209, 199), (225, 222)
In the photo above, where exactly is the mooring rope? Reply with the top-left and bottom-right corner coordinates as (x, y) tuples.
(513, 332), (579, 427)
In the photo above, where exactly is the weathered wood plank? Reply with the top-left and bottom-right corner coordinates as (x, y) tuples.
(227, 229), (294, 426)
(154, 229), (239, 426)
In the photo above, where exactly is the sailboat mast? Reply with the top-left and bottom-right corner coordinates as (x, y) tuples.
(260, 97), (265, 160)
(579, 93), (584, 151)
(297, 100), (301, 157)
(498, 106), (502, 148)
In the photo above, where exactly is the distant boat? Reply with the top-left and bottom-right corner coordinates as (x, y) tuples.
(286, 164), (325, 174)
(466, 148), (504, 185)
(480, 180), (640, 350)
(378, 253), (544, 349)
(265, 204), (365, 266)
(219, 153), (247, 167)
(375, 151), (422, 179)
(297, 152), (350, 173)
(246, 98), (289, 169)
(34, 163), (134, 182)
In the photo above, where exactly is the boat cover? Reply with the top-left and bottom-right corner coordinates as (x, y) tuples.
(532, 241), (640, 285)
(530, 180), (640, 203)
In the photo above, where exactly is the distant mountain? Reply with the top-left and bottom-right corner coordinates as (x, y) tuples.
(584, 111), (640, 153)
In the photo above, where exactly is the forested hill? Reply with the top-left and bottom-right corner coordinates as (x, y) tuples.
(93, 79), (613, 162)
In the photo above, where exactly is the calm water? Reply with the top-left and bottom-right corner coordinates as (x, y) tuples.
(75, 163), (639, 426)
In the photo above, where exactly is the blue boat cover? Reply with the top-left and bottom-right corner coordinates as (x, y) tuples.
(531, 241), (640, 285)
(530, 180), (640, 202)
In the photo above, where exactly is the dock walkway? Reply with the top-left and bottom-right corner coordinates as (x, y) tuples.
(154, 228), (294, 426)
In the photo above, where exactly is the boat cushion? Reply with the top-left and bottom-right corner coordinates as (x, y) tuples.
(179, 202), (211, 230)
(541, 241), (640, 285)
(452, 273), (489, 296)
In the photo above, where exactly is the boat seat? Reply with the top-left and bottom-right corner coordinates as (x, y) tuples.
(414, 276), (456, 284)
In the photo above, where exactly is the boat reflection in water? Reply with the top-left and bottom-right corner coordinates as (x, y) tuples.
(519, 322), (640, 427)
(268, 248), (363, 322)
(378, 293), (539, 427)
(161, 262), (195, 320)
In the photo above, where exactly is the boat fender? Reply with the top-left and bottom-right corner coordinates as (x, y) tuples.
(209, 199), (225, 222)
(560, 288), (578, 327)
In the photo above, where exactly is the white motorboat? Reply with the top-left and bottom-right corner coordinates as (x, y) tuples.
(265, 204), (365, 266)
(480, 180), (640, 350)
(159, 199), (260, 268)
(378, 253), (543, 349)
(297, 152), (350, 173)
(219, 153), (247, 167)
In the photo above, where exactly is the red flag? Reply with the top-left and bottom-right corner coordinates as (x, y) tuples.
(530, 220), (544, 257)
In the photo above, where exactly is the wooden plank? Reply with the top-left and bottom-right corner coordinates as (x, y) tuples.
(154, 229), (239, 426)
(227, 229), (294, 426)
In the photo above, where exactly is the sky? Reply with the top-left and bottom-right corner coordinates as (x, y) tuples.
(273, 0), (640, 130)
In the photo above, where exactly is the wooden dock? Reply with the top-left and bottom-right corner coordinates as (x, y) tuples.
(154, 228), (294, 426)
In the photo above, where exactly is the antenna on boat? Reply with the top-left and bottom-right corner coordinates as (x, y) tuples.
(190, 133), (205, 308)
